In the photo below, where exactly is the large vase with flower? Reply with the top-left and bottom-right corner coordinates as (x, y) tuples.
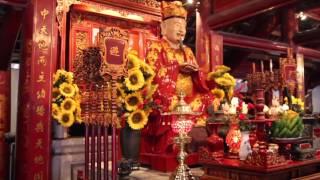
(206, 65), (236, 157)
(223, 97), (251, 158)
(51, 69), (82, 139)
(117, 51), (157, 174)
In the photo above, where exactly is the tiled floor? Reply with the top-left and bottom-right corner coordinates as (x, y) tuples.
(120, 166), (204, 180)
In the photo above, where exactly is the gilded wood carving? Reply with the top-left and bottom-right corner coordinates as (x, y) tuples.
(75, 31), (89, 57)
(96, 27), (129, 79)
(128, 0), (160, 8)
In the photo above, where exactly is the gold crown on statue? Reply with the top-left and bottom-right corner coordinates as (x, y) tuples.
(162, 1), (187, 20)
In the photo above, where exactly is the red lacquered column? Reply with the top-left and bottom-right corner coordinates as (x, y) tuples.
(15, 0), (58, 179)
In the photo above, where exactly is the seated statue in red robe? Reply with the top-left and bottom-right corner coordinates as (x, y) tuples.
(142, 1), (213, 155)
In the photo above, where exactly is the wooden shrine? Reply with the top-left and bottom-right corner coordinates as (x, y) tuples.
(2, 0), (320, 180)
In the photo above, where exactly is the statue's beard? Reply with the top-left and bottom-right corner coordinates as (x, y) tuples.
(179, 40), (183, 49)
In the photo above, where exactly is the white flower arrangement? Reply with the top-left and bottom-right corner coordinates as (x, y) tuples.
(222, 97), (248, 115)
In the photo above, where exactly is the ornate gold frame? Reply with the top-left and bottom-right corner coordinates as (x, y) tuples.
(96, 27), (129, 79)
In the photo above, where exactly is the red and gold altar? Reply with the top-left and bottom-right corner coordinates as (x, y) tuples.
(2, 0), (320, 180)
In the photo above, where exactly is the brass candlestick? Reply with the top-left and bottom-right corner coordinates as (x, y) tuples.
(162, 92), (200, 180)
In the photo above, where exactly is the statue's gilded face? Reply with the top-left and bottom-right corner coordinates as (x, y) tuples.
(161, 17), (186, 45)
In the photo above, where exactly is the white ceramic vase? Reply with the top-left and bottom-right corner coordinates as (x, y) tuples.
(239, 131), (252, 161)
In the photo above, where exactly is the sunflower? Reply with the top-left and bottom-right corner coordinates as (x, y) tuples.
(61, 98), (77, 112)
(52, 87), (61, 102)
(65, 72), (74, 83)
(211, 88), (225, 100)
(125, 92), (143, 111)
(127, 110), (148, 130)
(59, 111), (75, 127)
(54, 69), (70, 85)
(59, 83), (76, 97)
(125, 69), (145, 91)
(140, 61), (155, 84)
(52, 103), (61, 120)
(127, 53), (141, 70)
(53, 69), (64, 84)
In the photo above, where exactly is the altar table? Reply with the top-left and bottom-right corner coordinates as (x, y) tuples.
(201, 157), (320, 180)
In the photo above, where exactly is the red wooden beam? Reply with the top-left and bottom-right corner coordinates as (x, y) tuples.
(207, 0), (300, 29)
(297, 46), (320, 60)
(219, 31), (320, 61)
(219, 31), (289, 53)
(0, 8), (22, 70)
(306, 8), (320, 21)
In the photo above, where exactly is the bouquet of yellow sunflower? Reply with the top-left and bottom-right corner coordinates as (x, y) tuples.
(117, 50), (157, 130)
(52, 69), (82, 127)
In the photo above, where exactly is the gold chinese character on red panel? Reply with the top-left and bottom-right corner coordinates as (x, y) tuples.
(35, 121), (44, 133)
(24, 69), (31, 86)
(37, 89), (46, 99)
(40, 8), (49, 21)
(36, 72), (46, 83)
(36, 105), (45, 116)
(34, 155), (44, 165)
(214, 45), (220, 51)
(33, 171), (43, 180)
(35, 138), (43, 149)
(39, 26), (48, 36)
(38, 56), (47, 66)
(110, 46), (120, 56)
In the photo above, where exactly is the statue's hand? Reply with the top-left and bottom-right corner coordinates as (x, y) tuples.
(179, 63), (199, 74)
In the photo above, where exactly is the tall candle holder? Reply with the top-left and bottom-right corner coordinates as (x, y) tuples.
(255, 88), (265, 120)
(247, 61), (282, 106)
(162, 92), (200, 180)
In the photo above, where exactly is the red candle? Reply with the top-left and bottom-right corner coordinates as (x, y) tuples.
(252, 63), (256, 73)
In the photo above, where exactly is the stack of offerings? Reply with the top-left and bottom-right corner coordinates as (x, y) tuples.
(271, 110), (304, 138)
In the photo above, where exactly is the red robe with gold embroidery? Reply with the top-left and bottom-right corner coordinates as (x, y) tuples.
(142, 39), (213, 154)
